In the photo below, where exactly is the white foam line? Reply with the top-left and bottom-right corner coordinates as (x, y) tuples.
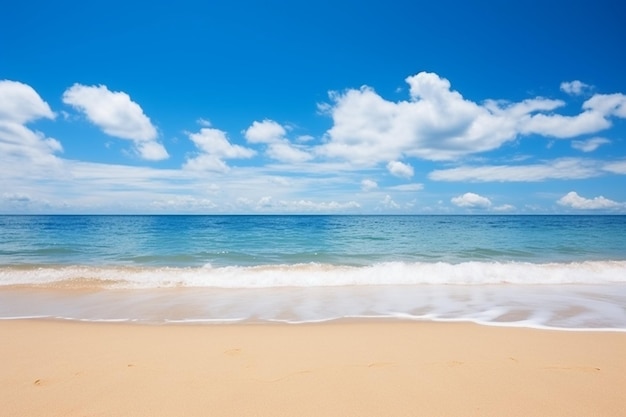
(0, 314), (624, 331)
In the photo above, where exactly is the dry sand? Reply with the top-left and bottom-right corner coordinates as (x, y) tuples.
(1, 319), (625, 417)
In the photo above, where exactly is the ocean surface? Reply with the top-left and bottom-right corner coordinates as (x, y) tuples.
(0, 215), (625, 330)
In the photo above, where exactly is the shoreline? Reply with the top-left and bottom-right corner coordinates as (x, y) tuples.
(2, 319), (625, 416)
(2, 282), (625, 330)
(3, 315), (626, 332)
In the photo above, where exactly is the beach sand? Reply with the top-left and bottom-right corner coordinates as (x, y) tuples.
(1, 320), (625, 417)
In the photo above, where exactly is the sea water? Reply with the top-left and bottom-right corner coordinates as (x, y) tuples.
(0, 215), (625, 329)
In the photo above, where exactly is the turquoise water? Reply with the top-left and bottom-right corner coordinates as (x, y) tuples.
(1, 215), (625, 328)
(2, 215), (625, 267)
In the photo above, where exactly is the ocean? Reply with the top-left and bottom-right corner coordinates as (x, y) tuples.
(1, 215), (625, 330)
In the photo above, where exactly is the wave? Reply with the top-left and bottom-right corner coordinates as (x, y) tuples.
(1, 260), (625, 289)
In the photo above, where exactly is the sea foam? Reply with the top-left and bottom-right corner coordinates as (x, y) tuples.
(1, 260), (625, 289)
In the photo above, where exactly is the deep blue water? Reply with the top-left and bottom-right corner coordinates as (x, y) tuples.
(1, 215), (625, 267)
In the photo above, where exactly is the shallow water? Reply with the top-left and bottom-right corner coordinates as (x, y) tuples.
(1, 215), (625, 329)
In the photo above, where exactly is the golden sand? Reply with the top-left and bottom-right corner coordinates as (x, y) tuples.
(1, 320), (625, 416)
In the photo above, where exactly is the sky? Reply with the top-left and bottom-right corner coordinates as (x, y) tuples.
(1, 0), (625, 214)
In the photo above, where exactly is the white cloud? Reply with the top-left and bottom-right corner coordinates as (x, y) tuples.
(361, 179), (378, 191)
(0, 80), (63, 170)
(136, 141), (170, 161)
(296, 134), (314, 143)
(429, 158), (601, 182)
(4, 74), (626, 215)
(493, 204), (515, 212)
(318, 72), (626, 166)
(187, 128), (254, 158)
(388, 183), (423, 192)
(244, 119), (312, 163)
(319, 73), (508, 163)
(451, 192), (492, 208)
(518, 110), (610, 138)
(62, 84), (168, 160)
(244, 119), (286, 144)
(386, 160), (414, 178)
(63, 84), (157, 141)
(519, 92), (626, 138)
(583, 93), (626, 118)
(184, 127), (255, 172)
(150, 196), (218, 211)
(0, 80), (55, 123)
(242, 198), (361, 212)
(603, 160), (626, 174)
(557, 191), (623, 210)
(183, 154), (231, 172)
(266, 142), (312, 163)
(257, 196), (273, 208)
(289, 200), (361, 211)
(560, 80), (590, 96)
(381, 195), (400, 209)
(571, 137), (610, 152)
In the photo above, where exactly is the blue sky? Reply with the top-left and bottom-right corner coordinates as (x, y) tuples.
(1, 0), (625, 214)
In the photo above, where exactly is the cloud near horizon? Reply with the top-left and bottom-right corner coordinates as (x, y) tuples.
(1, 72), (626, 214)
(451, 192), (492, 209)
(557, 191), (624, 210)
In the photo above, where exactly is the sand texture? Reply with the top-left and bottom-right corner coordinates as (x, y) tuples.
(1, 320), (625, 417)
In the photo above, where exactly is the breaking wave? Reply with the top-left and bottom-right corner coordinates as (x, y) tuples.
(1, 260), (625, 289)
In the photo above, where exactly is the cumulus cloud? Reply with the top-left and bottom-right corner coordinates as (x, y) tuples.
(517, 110), (610, 138)
(583, 93), (626, 118)
(381, 195), (400, 209)
(62, 84), (168, 161)
(184, 127), (255, 172)
(387, 160), (414, 178)
(560, 80), (590, 96)
(451, 192), (492, 208)
(0, 80), (55, 123)
(319, 72), (509, 163)
(429, 158), (601, 182)
(245, 119), (286, 143)
(518, 93), (626, 139)
(136, 141), (169, 161)
(63, 84), (156, 140)
(557, 191), (623, 210)
(361, 179), (378, 191)
(0, 80), (62, 168)
(244, 119), (312, 163)
(571, 137), (610, 152)
(318, 72), (626, 166)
